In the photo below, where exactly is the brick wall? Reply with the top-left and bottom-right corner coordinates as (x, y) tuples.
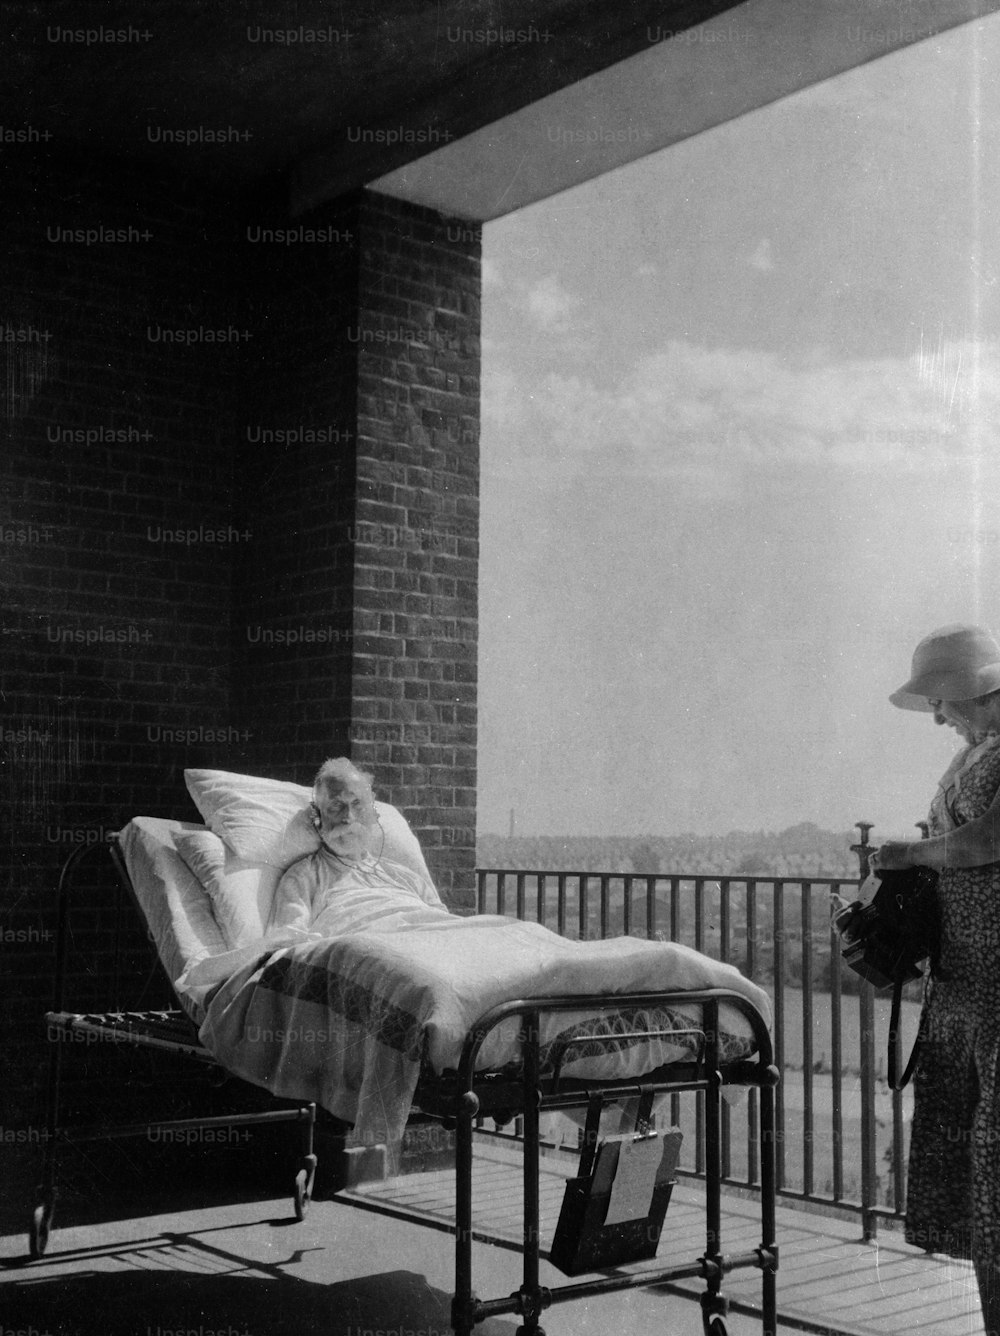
(0, 149), (245, 1133)
(231, 196), (360, 779)
(0, 154), (482, 1184)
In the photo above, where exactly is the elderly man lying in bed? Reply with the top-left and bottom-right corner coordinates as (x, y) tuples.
(267, 757), (449, 937)
(178, 757), (771, 1167)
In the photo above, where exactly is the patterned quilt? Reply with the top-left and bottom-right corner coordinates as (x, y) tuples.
(192, 910), (771, 1166)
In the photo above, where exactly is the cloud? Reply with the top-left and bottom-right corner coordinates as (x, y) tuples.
(524, 273), (581, 331)
(483, 336), (1000, 492)
(749, 239), (774, 272)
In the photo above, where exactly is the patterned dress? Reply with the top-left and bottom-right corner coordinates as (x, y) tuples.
(905, 734), (1000, 1261)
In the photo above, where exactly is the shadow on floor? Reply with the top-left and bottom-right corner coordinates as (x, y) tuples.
(0, 1265), (520, 1336)
(3, 1117), (350, 1240)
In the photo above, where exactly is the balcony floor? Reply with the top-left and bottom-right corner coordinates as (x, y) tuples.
(0, 1135), (986, 1336)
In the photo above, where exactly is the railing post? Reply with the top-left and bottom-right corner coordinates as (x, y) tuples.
(772, 882), (786, 1193)
(851, 821), (879, 1240)
(800, 883), (814, 1199)
(859, 983), (878, 1240)
(829, 884), (845, 1205)
(850, 821), (875, 882)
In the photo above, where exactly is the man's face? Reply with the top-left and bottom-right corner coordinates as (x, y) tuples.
(315, 775), (377, 857)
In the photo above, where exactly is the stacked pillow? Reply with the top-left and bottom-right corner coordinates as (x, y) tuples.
(176, 768), (433, 949)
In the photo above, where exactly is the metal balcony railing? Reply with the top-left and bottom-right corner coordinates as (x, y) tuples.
(475, 825), (910, 1240)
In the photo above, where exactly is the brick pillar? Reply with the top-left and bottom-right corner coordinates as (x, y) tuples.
(353, 194), (480, 908)
(237, 191), (480, 907)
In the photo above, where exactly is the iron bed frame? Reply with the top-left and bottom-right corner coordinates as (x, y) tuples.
(29, 832), (779, 1336)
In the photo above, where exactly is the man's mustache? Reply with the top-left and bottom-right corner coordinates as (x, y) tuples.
(322, 818), (373, 839)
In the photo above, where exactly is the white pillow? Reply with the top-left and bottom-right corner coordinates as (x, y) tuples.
(183, 767), (433, 882)
(118, 818), (230, 1017)
(173, 828), (282, 949)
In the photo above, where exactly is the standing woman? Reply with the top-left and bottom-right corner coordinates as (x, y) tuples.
(872, 624), (1000, 1330)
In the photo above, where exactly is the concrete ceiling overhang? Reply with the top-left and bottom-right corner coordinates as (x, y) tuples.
(3, 0), (996, 218)
(364, 0), (1000, 223)
(1, 0), (747, 194)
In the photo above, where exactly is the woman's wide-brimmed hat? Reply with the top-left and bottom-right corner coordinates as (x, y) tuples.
(890, 623), (1000, 711)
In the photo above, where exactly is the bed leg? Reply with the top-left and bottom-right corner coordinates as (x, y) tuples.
(698, 1002), (731, 1333)
(293, 1103), (318, 1220)
(30, 1014), (64, 1258)
(453, 1089), (479, 1336)
(515, 1008), (548, 1336)
(29, 1187), (56, 1261)
(701, 1061), (726, 1328)
(758, 1067), (780, 1336)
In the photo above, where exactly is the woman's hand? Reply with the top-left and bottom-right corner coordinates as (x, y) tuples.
(869, 841), (918, 872)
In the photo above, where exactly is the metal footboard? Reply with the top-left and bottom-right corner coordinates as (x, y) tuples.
(433, 991), (778, 1336)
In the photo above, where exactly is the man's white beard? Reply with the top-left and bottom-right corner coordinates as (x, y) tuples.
(321, 821), (373, 859)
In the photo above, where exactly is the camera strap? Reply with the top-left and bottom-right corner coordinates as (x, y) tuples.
(888, 972), (925, 1091)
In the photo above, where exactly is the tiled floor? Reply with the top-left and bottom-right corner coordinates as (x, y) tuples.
(0, 1192), (787, 1336)
(346, 1138), (986, 1336)
(0, 1135), (986, 1336)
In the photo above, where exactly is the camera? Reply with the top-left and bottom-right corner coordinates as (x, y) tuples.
(836, 866), (939, 991)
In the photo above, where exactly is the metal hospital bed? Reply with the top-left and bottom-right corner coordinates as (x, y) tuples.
(30, 830), (779, 1336)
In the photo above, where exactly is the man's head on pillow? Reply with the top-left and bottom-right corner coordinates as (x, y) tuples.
(312, 757), (379, 859)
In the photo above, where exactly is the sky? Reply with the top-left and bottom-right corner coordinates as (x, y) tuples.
(476, 15), (1000, 840)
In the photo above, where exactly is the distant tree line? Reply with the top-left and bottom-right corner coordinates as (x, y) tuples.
(477, 821), (864, 880)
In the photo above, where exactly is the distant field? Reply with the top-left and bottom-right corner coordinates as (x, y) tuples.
(774, 985), (923, 1079)
(765, 987), (920, 1204)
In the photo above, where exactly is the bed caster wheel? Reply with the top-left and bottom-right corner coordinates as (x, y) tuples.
(29, 1200), (54, 1259)
(293, 1154), (317, 1221)
(701, 1291), (729, 1336)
